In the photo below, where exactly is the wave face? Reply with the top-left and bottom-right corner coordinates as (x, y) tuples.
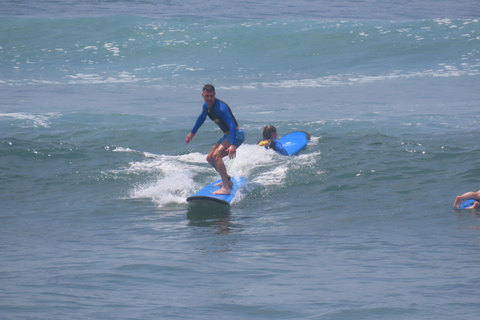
(1, 17), (479, 89)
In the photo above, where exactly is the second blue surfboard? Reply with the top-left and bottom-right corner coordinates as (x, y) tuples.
(278, 131), (311, 155)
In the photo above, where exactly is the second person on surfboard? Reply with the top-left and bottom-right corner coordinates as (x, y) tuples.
(258, 125), (289, 155)
(185, 84), (245, 195)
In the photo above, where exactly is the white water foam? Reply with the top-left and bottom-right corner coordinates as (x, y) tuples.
(259, 66), (480, 89)
(113, 151), (208, 206)
(0, 112), (60, 128)
(112, 142), (320, 207)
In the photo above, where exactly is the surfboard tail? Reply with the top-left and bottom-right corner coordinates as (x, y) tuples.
(187, 177), (248, 206)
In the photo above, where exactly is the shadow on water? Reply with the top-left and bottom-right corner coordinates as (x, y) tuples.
(186, 201), (234, 234)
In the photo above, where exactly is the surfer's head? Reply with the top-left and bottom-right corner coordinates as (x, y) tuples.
(203, 84), (215, 92)
(262, 125), (278, 139)
(202, 84), (216, 107)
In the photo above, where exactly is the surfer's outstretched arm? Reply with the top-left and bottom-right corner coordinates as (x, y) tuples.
(185, 132), (195, 143)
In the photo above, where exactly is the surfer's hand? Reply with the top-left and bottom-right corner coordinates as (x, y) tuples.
(186, 133), (195, 144)
(227, 145), (236, 159)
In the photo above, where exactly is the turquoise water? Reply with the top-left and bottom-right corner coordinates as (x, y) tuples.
(1, 1), (480, 319)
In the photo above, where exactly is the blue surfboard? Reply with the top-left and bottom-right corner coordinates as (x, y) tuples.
(459, 199), (477, 209)
(187, 176), (248, 205)
(278, 131), (311, 155)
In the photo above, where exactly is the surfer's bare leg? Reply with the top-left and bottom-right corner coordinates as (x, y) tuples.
(214, 176), (233, 187)
(206, 141), (231, 195)
(463, 200), (480, 210)
(454, 190), (480, 209)
(463, 201), (479, 210)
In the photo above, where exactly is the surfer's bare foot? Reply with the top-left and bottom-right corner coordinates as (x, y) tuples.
(212, 187), (230, 195)
(453, 196), (462, 209)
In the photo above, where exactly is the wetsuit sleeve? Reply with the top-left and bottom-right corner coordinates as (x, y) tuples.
(191, 104), (208, 134)
(275, 140), (289, 156)
(216, 102), (237, 145)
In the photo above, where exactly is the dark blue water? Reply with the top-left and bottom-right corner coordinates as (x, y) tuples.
(1, 1), (480, 319)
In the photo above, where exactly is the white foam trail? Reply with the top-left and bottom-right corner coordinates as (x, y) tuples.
(125, 153), (206, 206)
(115, 142), (319, 207)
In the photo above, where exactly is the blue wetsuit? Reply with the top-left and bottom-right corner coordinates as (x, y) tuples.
(191, 99), (244, 147)
(259, 138), (289, 156)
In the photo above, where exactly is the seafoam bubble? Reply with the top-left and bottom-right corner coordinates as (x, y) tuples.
(104, 42), (120, 56)
(109, 148), (210, 206)
(131, 168), (196, 206)
(0, 112), (60, 128)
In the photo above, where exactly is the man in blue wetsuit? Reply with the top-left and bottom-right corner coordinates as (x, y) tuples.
(185, 84), (245, 195)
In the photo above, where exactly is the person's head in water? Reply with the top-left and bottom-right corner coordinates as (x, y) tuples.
(262, 125), (278, 140)
(202, 84), (216, 107)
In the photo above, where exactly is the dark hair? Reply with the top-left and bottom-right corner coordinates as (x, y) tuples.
(203, 84), (215, 92)
(262, 125), (277, 139)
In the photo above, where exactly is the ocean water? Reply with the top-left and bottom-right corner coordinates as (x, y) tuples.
(1, 1), (480, 319)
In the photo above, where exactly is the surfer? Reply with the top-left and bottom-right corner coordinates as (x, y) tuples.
(185, 84), (245, 195)
(258, 125), (289, 155)
(454, 190), (480, 209)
